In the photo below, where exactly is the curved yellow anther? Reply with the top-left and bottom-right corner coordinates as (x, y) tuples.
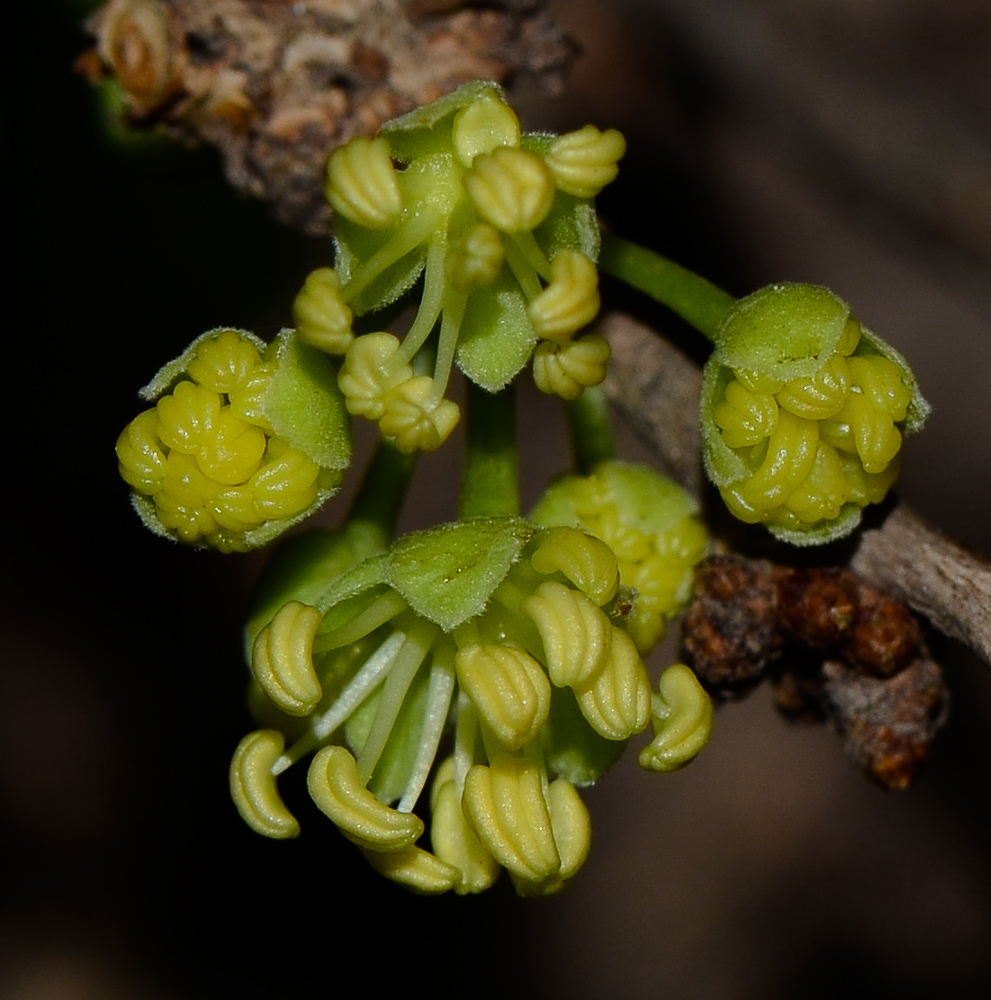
(229, 730), (299, 839)
(292, 268), (354, 354)
(454, 644), (551, 750)
(782, 441), (848, 524)
(431, 767), (500, 894)
(462, 754), (560, 883)
(378, 376), (460, 453)
(363, 845), (460, 895)
(445, 222), (505, 291)
(197, 408), (266, 485)
(521, 580), (612, 688)
(452, 94), (521, 167)
(248, 441), (322, 519)
(463, 147), (555, 233)
(733, 409), (820, 511)
(251, 601), (323, 716)
(512, 778), (591, 896)
(638, 664), (714, 773)
(842, 451), (900, 507)
(307, 745), (424, 851)
(530, 526), (619, 606)
(338, 332), (413, 420)
(116, 408), (167, 493)
(848, 355), (912, 422)
(573, 627), (652, 740)
(228, 362), (276, 433)
(713, 379), (779, 449)
(544, 124), (626, 198)
(155, 380), (221, 454)
(325, 136), (403, 229)
(527, 250), (600, 341)
(776, 356), (851, 421)
(532, 334), (610, 400)
(186, 329), (262, 394)
(836, 392), (902, 474)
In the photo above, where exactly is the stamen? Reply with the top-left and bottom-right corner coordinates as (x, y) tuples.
(397, 642), (457, 812)
(314, 588), (410, 653)
(395, 238), (447, 365)
(312, 631), (406, 740)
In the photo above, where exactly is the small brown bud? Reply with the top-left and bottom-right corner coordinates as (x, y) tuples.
(845, 583), (922, 677)
(776, 567), (859, 647)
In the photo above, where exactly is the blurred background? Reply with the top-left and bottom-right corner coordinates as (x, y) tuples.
(3, 1), (990, 996)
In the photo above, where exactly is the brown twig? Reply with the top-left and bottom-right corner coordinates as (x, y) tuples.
(601, 311), (991, 666)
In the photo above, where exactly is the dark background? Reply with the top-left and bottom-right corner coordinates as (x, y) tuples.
(3, 1), (990, 997)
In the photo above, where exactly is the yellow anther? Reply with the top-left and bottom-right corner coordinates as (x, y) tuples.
(307, 745), (424, 851)
(842, 452), (900, 506)
(527, 250), (600, 341)
(155, 380), (221, 454)
(197, 408), (266, 485)
(638, 664), (713, 773)
(848, 355), (911, 422)
(544, 124), (626, 198)
(530, 526), (619, 606)
(338, 332), (413, 420)
(248, 440), (322, 519)
(454, 644), (551, 750)
(378, 376), (460, 453)
(292, 267), (354, 354)
(532, 334), (610, 399)
(251, 601), (323, 716)
(211, 486), (259, 532)
(775, 355), (851, 421)
(229, 730), (299, 839)
(363, 845), (460, 895)
(186, 329), (262, 394)
(452, 93), (521, 167)
(116, 408), (167, 493)
(431, 769), (500, 894)
(781, 441), (848, 524)
(228, 362), (276, 433)
(733, 367), (784, 395)
(521, 580), (612, 688)
(713, 379), (779, 449)
(445, 222), (505, 291)
(835, 316), (862, 356)
(462, 754), (560, 883)
(463, 147), (555, 233)
(512, 778), (591, 896)
(836, 392), (902, 474)
(733, 409), (820, 511)
(325, 136), (403, 229)
(573, 627), (652, 740)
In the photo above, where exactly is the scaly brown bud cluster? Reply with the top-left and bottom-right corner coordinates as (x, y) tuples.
(681, 555), (949, 789)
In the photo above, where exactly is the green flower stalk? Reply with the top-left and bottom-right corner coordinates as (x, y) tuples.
(230, 515), (710, 895)
(701, 284), (930, 544)
(291, 81), (625, 452)
(116, 328), (350, 551)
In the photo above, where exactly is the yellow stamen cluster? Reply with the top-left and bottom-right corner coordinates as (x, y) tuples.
(532, 462), (708, 654)
(229, 520), (679, 896)
(712, 320), (911, 534)
(116, 330), (326, 551)
(294, 82), (625, 445)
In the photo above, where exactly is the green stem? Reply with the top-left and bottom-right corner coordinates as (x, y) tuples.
(344, 439), (417, 554)
(460, 382), (519, 518)
(566, 385), (615, 475)
(598, 233), (736, 340)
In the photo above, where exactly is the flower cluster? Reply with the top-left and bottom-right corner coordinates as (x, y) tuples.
(292, 81), (626, 452)
(116, 328), (349, 551)
(231, 517), (712, 895)
(530, 461), (708, 653)
(700, 284), (930, 544)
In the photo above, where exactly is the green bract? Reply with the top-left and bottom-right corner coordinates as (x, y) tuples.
(701, 284), (930, 545)
(115, 328), (349, 551)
